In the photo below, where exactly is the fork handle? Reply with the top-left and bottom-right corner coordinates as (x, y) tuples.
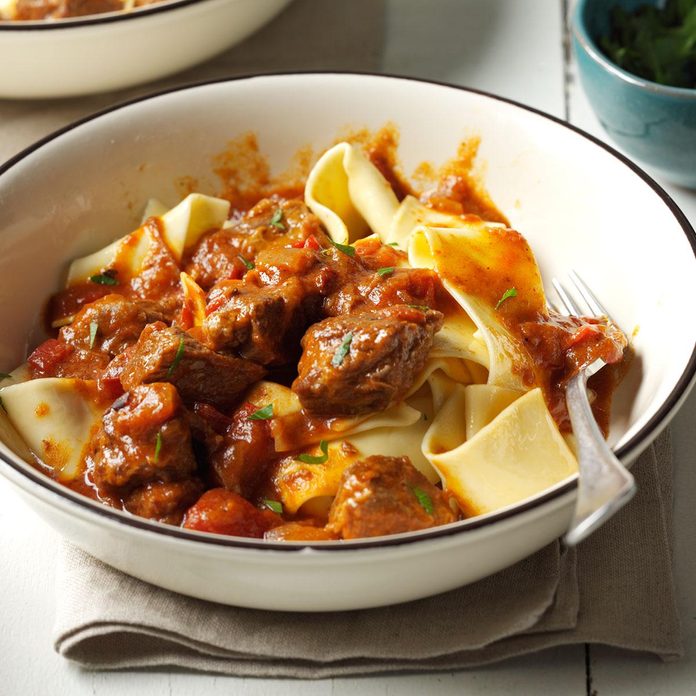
(563, 372), (637, 546)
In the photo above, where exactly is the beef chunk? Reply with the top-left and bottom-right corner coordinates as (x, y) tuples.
(59, 294), (166, 357)
(208, 403), (277, 498)
(123, 479), (204, 525)
(252, 246), (321, 286)
(292, 305), (443, 416)
(204, 277), (311, 366)
(252, 244), (359, 300)
(182, 488), (281, 538)
(28, 295), (166, 381)
(324, 267), (443, 316)
(89, 383), (197, 494)
(183, 227), (253, 290)
(127, 223), (182, 321)
(57, 0), (122, 16)
(184, 198), (327, 290)
(120, 322), (264, 409)
(14, 0), (120, 19)
(327, 455), (456, 539)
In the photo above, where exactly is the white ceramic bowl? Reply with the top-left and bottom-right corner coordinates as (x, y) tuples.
(1, 73), (695, 611)
(0, 0), (290, 99)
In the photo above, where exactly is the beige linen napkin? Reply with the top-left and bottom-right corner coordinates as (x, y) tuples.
(53, 432), (681, 677)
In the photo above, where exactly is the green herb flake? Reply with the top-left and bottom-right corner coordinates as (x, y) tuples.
(89, 272), (118, 286)
(411, 486), (434, 515)
(332, 331), (353, 367)
(0, 373), (12, 381)
(88, 320), (99, 350)
(329, 240), (356, 257)
(495, 287), (517, 310)
(387, 242), (400, 247)
(167, 337), (185, 377)
(154, 431), (163, 463)
(270, 209), (286, 230)
(407, 304), (431, 312)
(248, 403), (274, 421)
(295, 439), (329, 464)
(238, 254), (255, 270)
(263, 498), (283, 514)
(376, 266), (395, 277)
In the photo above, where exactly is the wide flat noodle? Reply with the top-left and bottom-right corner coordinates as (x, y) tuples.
(305, 143), (399, 244)
(66, 193), (229, 285)
(272, 365), (475, 513)
(409, 222), (545, 390)
(159, 193), (230, 261)
(0, 378), (104, 481)
(140, 198), (169, 222)
(430, 309), (489, 367)
(385, 195), (504, 248)
(273, 442), (355, 515)
(428, 388), (577, 516)
(405, 356), (473, 400)
(464, 384), (523, 439)
(67, 223), (155, 287)
(244, 381), (422, 453)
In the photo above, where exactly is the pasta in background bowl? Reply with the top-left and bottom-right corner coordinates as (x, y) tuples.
(0, 73), (694, 611)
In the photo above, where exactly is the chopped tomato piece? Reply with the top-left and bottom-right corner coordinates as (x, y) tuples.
(567, 323), (602, 347)
(291, 234), (322, 250)
(303, 234), (321, 250)
(182, 488), (281, 538)
(27, 339), (73, 378)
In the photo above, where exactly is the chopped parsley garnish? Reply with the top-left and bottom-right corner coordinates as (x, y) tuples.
(329, 240), (356, 257)
(154, 431), (163, 463)
(332, 331), (353, 367)
(270, 209), (286, 230)
(387, 242), (400, 247)
(166, 337), (185, 377)
(0, 373), (11, 381)
(248, 403), (274, 420)
(89, 271), (118, 286)
(376, 266), (395, 276)
(295, 439), (329, 464)
(88, 320), (99, 349)
(407, 304), (431, 312)
(495, 287), (517, 310)
(411, 486), (434, 515)
(238, 254), (255, 270)
(263, 499), (283, 514)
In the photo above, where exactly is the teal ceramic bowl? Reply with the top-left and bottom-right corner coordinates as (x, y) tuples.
(572, 0), (696, 188)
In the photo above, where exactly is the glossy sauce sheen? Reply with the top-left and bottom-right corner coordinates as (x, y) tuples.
(25, 131), (626, 539)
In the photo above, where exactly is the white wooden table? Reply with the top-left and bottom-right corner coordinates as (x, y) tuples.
(1, 1), (695, 693)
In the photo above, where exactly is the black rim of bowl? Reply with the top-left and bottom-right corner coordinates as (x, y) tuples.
(0, 71), (694, 552)
(0, 0), (206, 30)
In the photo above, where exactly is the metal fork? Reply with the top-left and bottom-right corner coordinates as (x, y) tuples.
(551, 272), (637, 547)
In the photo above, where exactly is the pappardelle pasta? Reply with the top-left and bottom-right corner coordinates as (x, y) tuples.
(0, 137), (627, 541)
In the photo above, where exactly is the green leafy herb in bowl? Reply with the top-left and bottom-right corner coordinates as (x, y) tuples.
(600, 0), (696, 88)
